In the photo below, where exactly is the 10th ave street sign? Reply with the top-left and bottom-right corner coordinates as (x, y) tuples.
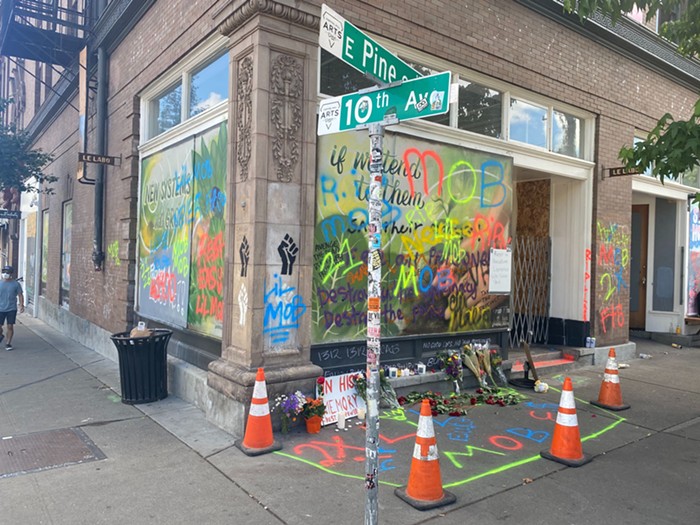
(319, 4), (421, 85)
(317, 71), (451, 135)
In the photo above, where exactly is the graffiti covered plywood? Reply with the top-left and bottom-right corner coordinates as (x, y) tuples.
(313, 131), (513, 344)
(138, 138), (194, 327)
(188, 123), (227, 337)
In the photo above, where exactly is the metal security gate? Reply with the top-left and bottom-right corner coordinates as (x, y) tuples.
(510, 237), (551, 348)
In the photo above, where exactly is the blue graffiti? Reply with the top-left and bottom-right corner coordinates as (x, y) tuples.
(263, 274), (307, 344)
(194, 158), (213, 181)
(206, 187), (226, 214)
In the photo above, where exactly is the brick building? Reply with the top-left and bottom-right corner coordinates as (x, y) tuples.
(1, 0), (698, 436)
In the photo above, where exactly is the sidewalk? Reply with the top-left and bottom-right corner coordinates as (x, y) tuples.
(2, 316), (699, 524)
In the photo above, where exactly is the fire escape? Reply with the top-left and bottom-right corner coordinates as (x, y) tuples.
(0, 0), (87, 66)
(0, 0), (87, 270)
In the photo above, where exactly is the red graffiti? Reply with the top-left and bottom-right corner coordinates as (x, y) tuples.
(583, 248), (591, 322)
(197, 265), (223, 294)
(488, 435), (523, 451)
(149, 271), (176, 303)
(599, 303), (625, 334)
(470, 213), (509, 251)
(198, 231), (224, 264)
(403, 148), (444, 198)
(195, 294), (224, 320)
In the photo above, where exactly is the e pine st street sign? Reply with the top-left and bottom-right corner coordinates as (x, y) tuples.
(319, 3), (421, 85)
(317, 71), (451, 135)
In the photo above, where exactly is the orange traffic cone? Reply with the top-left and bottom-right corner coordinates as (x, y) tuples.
(236, 368), (282, 456)
(591, 348), (630, 411)
(540, 377), (592, 467)
(395, 399), (456, 510)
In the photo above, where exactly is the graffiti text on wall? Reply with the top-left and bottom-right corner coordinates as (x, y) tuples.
(314, 131), (513, 344)
(597, 221), (629, 335)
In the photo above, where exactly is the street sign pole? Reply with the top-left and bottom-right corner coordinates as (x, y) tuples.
(364, 122), (383, 525)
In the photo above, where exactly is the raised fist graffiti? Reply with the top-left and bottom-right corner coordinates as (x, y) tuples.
(239, 236), (250, 277)
(278, 234), (298, 276)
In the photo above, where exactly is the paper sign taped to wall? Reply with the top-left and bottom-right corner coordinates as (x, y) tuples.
(489, 248), (512, 294)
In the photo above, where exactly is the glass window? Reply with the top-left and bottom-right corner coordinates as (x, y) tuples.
(319, 49), (375, 97)
(41, 210), (48, 296)
(681, 165), (700, 189)
(60, 201), (72, 308)
(552, 110), (583, 158)
(457, 79), (502, 138)
(633, 136), (654, 177)
(408, 62), (450, 126)
(189, 53), (229, 117)
(153, 83), (182, 135)
(509, 98), (547, 149)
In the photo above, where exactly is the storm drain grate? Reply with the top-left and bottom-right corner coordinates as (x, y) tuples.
(0, 427), (106, 478)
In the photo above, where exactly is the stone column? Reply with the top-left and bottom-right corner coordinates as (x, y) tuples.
(207, 0), (322, 435)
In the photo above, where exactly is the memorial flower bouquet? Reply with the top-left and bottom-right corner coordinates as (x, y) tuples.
(271, 390), (306, 433)
(461, 344), (488, 387)
(301, 397), (326, 420)
(352, 370), (400, 408)
(437, 351), (463, 393)
(490, 347), (509, 386)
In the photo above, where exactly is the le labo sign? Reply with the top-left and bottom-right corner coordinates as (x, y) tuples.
(79, 152), (119, 166)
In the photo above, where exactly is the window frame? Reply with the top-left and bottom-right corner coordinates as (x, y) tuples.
(140, 33), (229, 143)
(318, 36), (595, 162)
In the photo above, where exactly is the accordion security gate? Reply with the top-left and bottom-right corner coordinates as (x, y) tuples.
(509, 237), (551, 348)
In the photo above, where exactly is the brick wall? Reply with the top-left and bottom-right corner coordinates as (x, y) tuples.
(30, 0), (697, 341)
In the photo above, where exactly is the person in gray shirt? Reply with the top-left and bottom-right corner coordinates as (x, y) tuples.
(0, 265), (24, 350)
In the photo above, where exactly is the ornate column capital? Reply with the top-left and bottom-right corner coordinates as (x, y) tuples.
(215, 0), (319, 37)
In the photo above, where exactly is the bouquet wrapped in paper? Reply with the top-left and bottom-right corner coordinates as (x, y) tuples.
(461, 344), (487, 387)
(490, 347), (509, 387)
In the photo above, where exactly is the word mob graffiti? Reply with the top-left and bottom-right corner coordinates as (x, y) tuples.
(313, 131), (513, 344)
(138, 123), (228, 338)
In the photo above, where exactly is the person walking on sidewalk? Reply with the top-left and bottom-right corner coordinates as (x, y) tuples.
(0, 265), (24, 350)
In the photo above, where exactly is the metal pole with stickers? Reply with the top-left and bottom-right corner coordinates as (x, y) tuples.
(318, 5), (451, 522)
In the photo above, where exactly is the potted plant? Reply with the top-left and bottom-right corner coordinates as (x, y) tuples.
(301, 397), (326, 433)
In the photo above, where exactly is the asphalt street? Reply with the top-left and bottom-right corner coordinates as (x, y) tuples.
(1, 316), (699, 524)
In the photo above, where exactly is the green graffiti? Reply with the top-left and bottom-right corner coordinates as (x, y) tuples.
(107, 240), (120, 266)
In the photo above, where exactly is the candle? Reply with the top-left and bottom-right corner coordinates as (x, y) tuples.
(337, 411), (346, 430)
(357, 407), (366, 420)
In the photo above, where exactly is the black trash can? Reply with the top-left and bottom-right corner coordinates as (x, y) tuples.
(110, 329), (172, 404)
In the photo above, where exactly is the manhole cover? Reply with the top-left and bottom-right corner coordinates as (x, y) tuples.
(0, 427), (106, 478)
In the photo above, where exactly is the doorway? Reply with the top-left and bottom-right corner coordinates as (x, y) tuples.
(630, 204), (649, 329)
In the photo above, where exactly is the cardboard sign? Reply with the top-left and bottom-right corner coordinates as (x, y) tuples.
(489, 248), (512, 294)
(320, 372), (366, 426)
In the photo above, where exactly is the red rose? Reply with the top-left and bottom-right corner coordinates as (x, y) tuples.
(449, 411), (462, 417)
(397, 396), (407, 405)
(431, 410), (438, 417)
(470, 398), (477, 405)
(476, 388), (483, 394)
(498, 400), (506, 407)
(316, 376), (325, 384)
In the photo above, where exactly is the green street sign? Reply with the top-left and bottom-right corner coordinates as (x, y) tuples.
(319, 3), (421, 85)
(317, 71), (451, 135)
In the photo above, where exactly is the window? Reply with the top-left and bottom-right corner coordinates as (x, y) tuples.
(190, 54), (229, 117)
(509, 98), (547, 149)
(319, 51), (592, 161)
(552, 110), (583, 158)
(142, 35), (229, 140)
(60, 201), (72, 308)
(41, 210), (48, 295)
(153, 83), (182, 135)
(458, 79), (502, 138)
(319, 49), (374, 97)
